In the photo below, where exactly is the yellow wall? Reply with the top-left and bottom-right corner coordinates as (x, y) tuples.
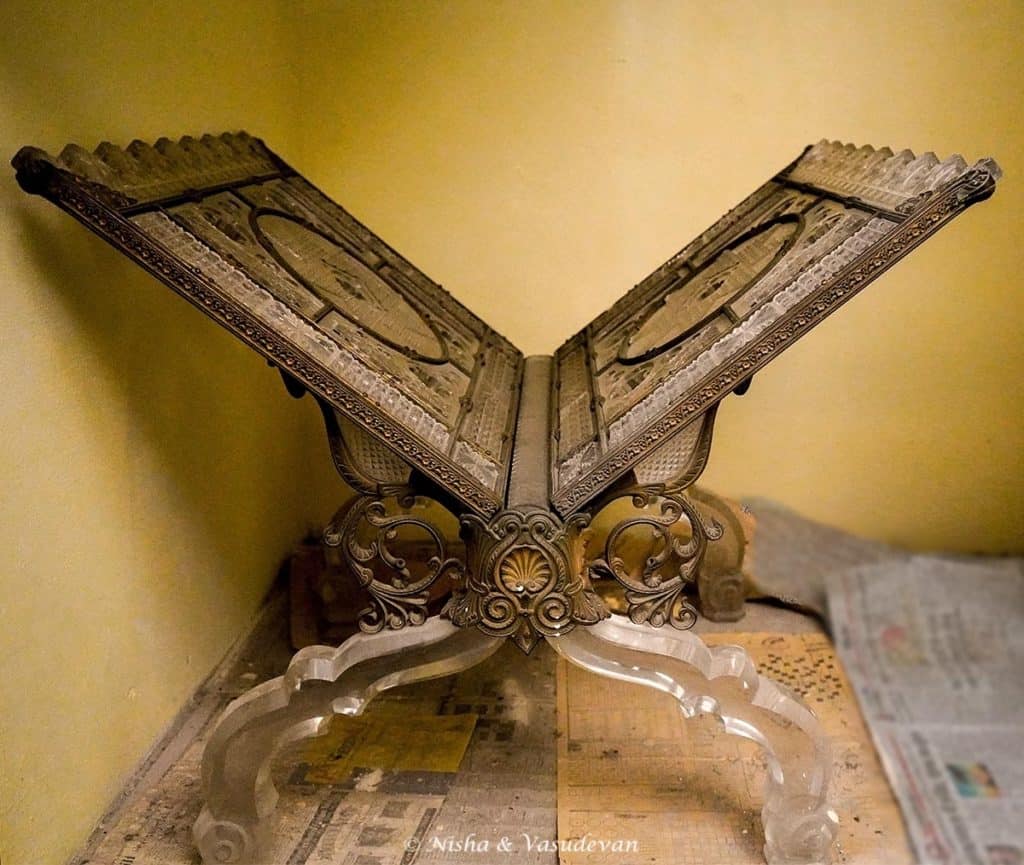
(1, 2), (1022, 864)
(289, 0), (1023, 553)
(0, 5), (344, 864)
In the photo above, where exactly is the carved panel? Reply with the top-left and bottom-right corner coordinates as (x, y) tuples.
(551, 143), (1000, 513)
(13, 134), (999, 519)
(554, 336), (596, 458)
(13, 134), (522, 515)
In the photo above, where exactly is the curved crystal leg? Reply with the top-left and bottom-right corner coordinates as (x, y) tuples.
(193, 618), (504, 864)
(548, 616), (839, 865)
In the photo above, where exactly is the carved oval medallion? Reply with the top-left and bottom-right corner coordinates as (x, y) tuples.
(619, 214), (804, 364)
(252, 209), (448, 364)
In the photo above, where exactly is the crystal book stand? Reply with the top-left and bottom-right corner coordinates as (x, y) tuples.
(13, 134), (1000, 864)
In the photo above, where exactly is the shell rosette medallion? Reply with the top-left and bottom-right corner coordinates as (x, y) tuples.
(444, 508), (610, 652)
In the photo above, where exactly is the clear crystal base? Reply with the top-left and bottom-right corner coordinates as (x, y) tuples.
(194, 614), (837, 864)
(193, 618), (503, 863)
(549, 616), (839, 865)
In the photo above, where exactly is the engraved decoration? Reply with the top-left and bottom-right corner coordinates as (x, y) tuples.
(590, 489), (723, 630)
(12, 133), (521, 516)
(551, 142), (1001, 513)
(251, 210), (449, 364)
(323, 494), (464, 633)
(14, 131), (999, 865)
(445, 508), (610, 653)
(618, 214), (803, 364)
(12, 134), (999, 521)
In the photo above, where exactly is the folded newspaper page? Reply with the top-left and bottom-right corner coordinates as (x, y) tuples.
(828, 556), (1024, 864)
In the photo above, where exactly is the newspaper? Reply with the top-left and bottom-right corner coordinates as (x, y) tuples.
(828, 556), (1024, 864)
(557, 631), (917, 864)
(74, 619), (559, 865)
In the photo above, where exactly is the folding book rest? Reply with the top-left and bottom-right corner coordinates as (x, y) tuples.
(14, 134), (999, 865)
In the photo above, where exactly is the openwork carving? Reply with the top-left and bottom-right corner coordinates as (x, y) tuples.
(590, 489), (723, 630)
(323, 495), (464, 633)
(445, 508), (610, 652)
(583, 407), (747, 625)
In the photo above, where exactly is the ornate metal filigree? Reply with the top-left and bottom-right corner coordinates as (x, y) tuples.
(323, 494), (464, 633)
(589, 489), (722, 630)
(444, 508), (610, 653)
